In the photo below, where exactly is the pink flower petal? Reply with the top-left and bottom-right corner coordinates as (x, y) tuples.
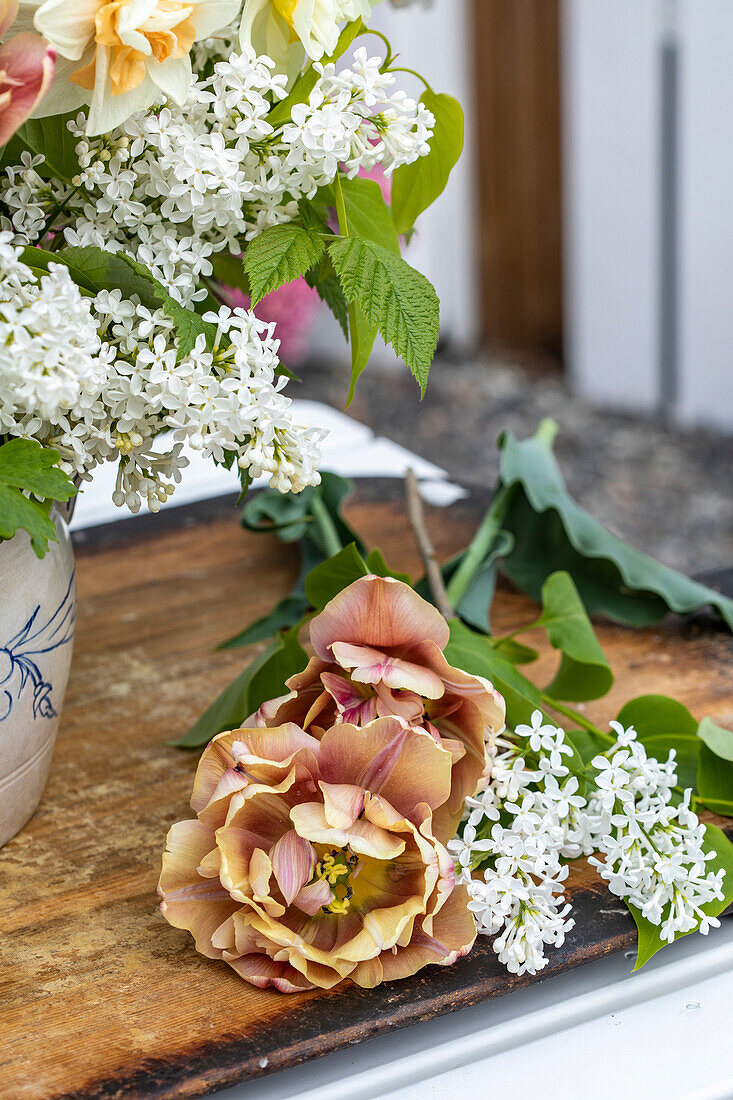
(309, 576), (449, 662)
(321, 672), (379, 725)
(294, 878), (334, 915)
(0, 34), (55, 146)
(290, 801), (350, 847)
(269, 829), (316, 905)
(331, 642), (445, 699)
(319, 781), (365, 829)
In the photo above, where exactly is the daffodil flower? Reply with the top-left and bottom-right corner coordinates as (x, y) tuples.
(19, 0), (241, 134)
(239, 0), (377, 75)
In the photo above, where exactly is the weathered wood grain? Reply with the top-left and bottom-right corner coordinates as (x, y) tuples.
(1, 483), (732, 1100)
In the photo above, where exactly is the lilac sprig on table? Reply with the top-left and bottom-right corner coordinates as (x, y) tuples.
(451, 711), (728, 977)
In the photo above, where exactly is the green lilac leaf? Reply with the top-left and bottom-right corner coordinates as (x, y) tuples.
(306, 256), (349, 340)
(697, 745), (733, 817)
(697, 717), (733, 763)
(328, 236), (440, 395)
(304, 542), (369, 610)
(220, 474), (365, 649)
(2, 112), (80, 182)
(0, 439), (77, 559)
(444, 620), (553, 728)
(392, 92), (464, 235)
(616, 694), (700, 791)
(629, 824), (733, 969)
(173, 628), (307, 749)
(365, 548), (412, 585)
(539, 571), (614, 702)
(499, 421), (733, 630)
(329, 176), (400, 254)
(244, 627), (308, 717)
(244, 224), (325, 307)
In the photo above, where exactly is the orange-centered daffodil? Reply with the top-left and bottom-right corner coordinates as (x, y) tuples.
(25, 0), (240, 134)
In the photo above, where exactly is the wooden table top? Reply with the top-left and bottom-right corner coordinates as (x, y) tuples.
(2, 481), (732, 1100)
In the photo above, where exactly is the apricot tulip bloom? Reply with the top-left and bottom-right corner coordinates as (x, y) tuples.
(0, 0), (55, 145)
(158, 718), (477, 992)
(251, 576), (506, 839)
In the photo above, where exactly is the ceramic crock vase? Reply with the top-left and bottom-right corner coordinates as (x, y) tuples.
(0, 507), (75, 847)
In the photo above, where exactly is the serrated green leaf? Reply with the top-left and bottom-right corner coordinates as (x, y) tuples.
(499, 421), (733, 631)
(698, 717), (733, 763)
(244, 224), (325, 306)
(306, 256), (349, 340)
(23, 245), (216, 360)
(539, 571), (614, 702)
(328, 236), (439, 394)
(0, 439), (77, 558)
(392, 92), (464, 236)
(304, 542), (369, 610)
(329, 176), (400, 254)
(629, 824), (733, 968)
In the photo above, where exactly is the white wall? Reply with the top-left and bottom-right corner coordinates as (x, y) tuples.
(563, 0), (733, 430)
(312, 0), (478, 365)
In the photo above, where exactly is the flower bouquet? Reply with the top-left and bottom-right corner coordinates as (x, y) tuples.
(0, 0), (454, 840)
(160, 450), (733, 991)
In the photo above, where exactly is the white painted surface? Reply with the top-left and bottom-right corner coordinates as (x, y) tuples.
(676, 0), (733, 429)
(212, 920), (733, 1100)
(563, 0), (662, 412)
(563, 0), (733, 429)
(70, 400), (465, 532)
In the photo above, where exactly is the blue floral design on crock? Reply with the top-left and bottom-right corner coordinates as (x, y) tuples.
(0, 572), (76, 723)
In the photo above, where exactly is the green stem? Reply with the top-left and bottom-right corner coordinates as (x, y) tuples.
(310, 493), (343, 559)
(446, 482), (517, 607)
(386, 67), (434, 94)
(333, 173), (349, 236)
(357, 28), (395, 68)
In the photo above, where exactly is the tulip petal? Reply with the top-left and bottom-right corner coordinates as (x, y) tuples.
(348, 817), (406, 860)
(290, 801), (349, 847)
(157, 820), (239, 960)
(331, 643), (445, 700)
(319, 718), (453, 822)
(0, 33), (55, 145)
(270, 829), (316, 905)
(310, 576), (449, 662)
(226, 953), (316, 993)
(293, 878), (333, 916)
(319, 781), (365, 829)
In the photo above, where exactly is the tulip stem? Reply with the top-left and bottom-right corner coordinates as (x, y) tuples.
(405, 468), (454, 620)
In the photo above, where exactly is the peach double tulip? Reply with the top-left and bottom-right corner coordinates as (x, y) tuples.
(251, 575), (506, 839)
(0, 0), (55, 145)
(158, 718), (477, 992)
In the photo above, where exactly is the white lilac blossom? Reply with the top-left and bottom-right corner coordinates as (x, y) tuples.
(587, 722), (725, 943)
(0, 238), (323, 511)
(449, 713), (584, 977)
(0, 48), (434, 309)
(452, 710), (727, 977)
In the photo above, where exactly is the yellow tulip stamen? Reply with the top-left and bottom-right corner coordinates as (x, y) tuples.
(315, 849), (359, 915)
